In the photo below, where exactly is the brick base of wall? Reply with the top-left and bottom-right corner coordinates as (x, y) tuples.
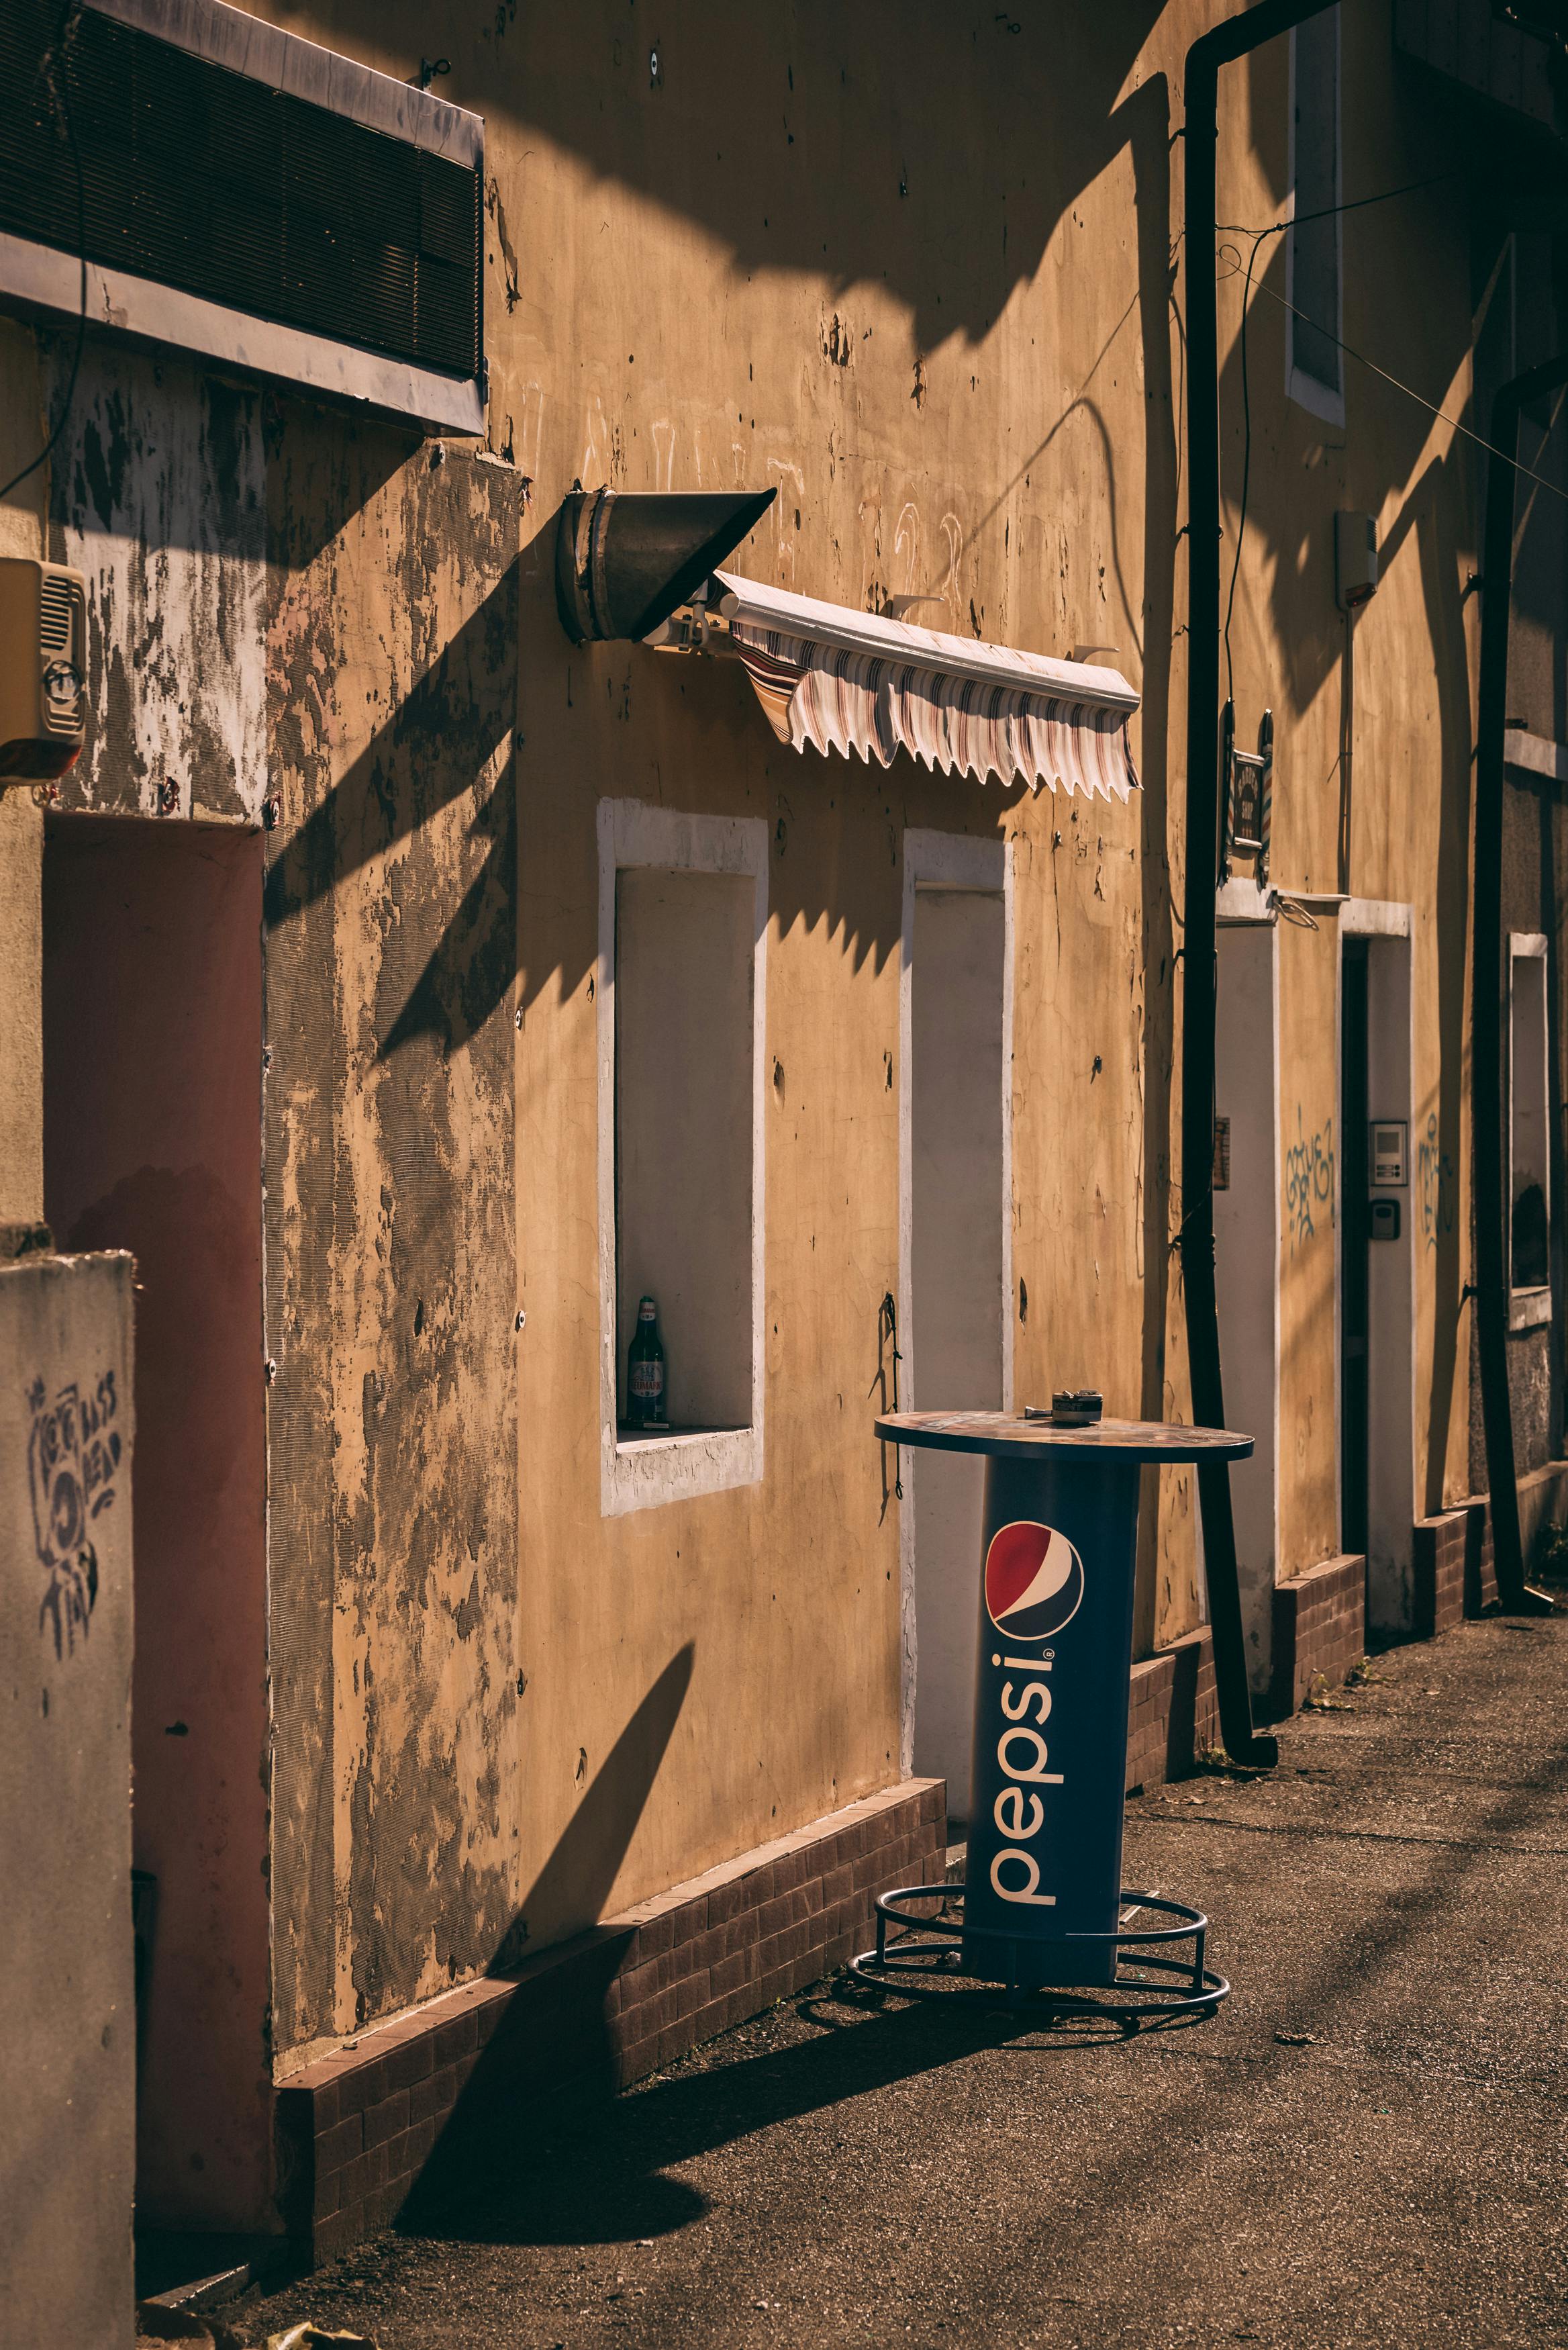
(274, 1777), (942, 2265)
(1412, 1509), (1467, 1640)
(1126, 1629), (1221, 1791)
(1464, 1498), (1498, 1615)
(1271, 1554), (1365, 1715)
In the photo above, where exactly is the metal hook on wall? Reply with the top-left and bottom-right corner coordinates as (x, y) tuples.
(871, 1290), (903, 1505)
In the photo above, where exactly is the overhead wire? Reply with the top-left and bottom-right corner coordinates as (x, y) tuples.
(1215, 171), (1457, 707)
(0, 5), (88, 508)
(1229, 265), (1568, 509)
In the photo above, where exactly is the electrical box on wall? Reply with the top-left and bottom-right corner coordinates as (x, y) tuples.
(1335, 513), (1379, 612)
(1369, 1119), (1408, 1186)
(0, 557), (87, 781)
(1371, 1198), (1401, 1243)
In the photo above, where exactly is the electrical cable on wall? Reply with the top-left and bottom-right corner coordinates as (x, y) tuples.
(0, 4), (88, 508)
(1216, 220), (1568, 516)
(1214, 171), (1455, 705)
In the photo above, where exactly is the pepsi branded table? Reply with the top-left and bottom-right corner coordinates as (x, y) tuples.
(867, 1410), (1253, 2016)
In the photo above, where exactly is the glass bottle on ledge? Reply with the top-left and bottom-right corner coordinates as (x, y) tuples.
(626, 1295), (667, 1429)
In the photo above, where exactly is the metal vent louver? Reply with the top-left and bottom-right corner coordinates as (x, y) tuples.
(38, 575), (72, 657)
(0, 2), (482, 381)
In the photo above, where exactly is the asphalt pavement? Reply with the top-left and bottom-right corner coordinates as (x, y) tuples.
(238, 1609), (1568, 2349)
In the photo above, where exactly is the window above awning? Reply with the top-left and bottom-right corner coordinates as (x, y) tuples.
(696, 570), (1141, 802)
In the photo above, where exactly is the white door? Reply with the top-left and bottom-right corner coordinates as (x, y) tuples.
(904, 843), (1009, 1832)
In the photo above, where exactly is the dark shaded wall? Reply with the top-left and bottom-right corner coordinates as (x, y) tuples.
(1475, 228), (1568, 1485)
(42, 816), (270, 2231)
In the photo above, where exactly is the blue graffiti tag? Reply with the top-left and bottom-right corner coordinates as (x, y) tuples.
(1417, 1113), (1456, 1252)
(1285, 1109), (1336, 1253)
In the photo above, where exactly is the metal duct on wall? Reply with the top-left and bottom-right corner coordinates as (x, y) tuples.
(554, 487), (775, 646)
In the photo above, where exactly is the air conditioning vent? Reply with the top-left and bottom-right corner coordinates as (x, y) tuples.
(38, 575), (73, 657)
(0, 559), (87, 779)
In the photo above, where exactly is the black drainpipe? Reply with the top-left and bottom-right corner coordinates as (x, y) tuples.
(1474, 357), (1568, 1614)
(1182, 0), (1341, 1768)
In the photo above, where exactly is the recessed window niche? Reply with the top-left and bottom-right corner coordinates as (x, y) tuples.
(597, 799), (767, 1515)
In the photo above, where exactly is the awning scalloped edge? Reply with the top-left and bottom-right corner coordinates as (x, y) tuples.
(712, 569), (1140, 802)
(728, 624), (1139, 800)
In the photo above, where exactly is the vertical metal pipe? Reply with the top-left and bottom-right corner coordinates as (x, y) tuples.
(1474, 358), (1568, 1613)
(1181, 0), (1342, 1767)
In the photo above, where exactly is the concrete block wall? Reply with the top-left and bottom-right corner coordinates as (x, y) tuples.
(1518, 1460), (1568, 1571)
(275, 1777), (943, 2265)
(1465, 1499), (1498, 1615)
(1271, 1554), (1366, 1715)
(1, 1254), (136, 2350)
(1453, 1463), (1568, 1615)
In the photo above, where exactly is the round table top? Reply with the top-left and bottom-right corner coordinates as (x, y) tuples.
(875, 1409), (1254, 1466)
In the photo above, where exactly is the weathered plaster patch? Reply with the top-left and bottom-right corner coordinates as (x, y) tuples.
(48, 342), (266, 822)
(264, 429), (524, 2053)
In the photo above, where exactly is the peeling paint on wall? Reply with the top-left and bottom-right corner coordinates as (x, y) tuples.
(264, 422), (525, 2060)
(48, 341), (266, 823)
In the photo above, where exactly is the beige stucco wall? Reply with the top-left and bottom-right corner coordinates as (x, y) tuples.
(238, 0), (1494, 2060)
(0, 1), (1502, 2085)
(1212, 13), (1480, 1542)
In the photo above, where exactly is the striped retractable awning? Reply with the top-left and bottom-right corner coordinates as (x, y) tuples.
(710, 569), (1140, 801)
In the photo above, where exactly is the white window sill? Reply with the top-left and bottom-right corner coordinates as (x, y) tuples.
(601, 1423), (762, 1517)
(1287, 364), (1345, 428)
(1509, 1286), (1553, 1333)
(0, 231), (483, 436)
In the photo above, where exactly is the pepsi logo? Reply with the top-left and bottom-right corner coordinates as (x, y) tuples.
(983, 1520), (1083, 1642)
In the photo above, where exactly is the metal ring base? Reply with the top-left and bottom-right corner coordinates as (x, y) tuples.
(850, 1884), (1230, 2020)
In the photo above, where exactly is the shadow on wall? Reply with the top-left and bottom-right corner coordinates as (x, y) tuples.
(262, 555), (521, 1060)
(495, 1642), (696, 1969)
(1383, 459), (1473, 1509)
(262, 432), (530, 2057)
(310, 3), (1167, 357)
(392, 1645), (695, 2226)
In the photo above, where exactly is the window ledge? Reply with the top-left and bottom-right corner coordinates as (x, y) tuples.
(0, 230), (484, 436)
(601, 1423), (762, 1517)
(1286, 364), (1345, 428)
(615, 1423), (748, 1448)
(1509, 1286), (1553, 1332)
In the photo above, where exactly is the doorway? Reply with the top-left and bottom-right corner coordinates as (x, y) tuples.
(42, 816), (271, 2240)
(901, 831), (1010, 1834)
(1340, 939), (1371, 1560)
(1339, 916), (1415, 1633)
(1214, 920), (1279, 1698)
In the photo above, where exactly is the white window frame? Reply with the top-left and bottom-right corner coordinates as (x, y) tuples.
(0, 0), (483, 435)
(1285, 8), (1346, 428)
(596, 797), (769, 1517)
(1508, 932), (1552, 1330)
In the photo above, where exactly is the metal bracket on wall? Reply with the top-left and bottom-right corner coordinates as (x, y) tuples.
(1219, 702), (1273, 886)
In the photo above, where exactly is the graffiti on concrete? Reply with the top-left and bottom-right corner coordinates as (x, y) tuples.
(28, 1368), (121, 1658)
(1418, 1114), (1456, 1252)
(1285, 1110), (1336, 1252)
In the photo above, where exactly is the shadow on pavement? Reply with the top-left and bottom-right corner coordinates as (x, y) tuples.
(399, 1977), (1208, 2248)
